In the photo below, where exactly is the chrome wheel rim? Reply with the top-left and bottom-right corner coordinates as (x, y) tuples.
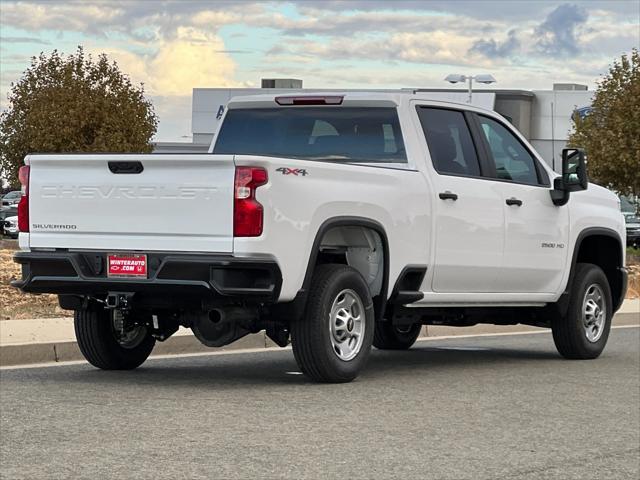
(582, 284), (606, 343)
(329, 289), (365, 361)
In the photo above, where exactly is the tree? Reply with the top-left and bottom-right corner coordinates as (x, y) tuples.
(568, 49), (640, 199)
(0, 47), (158, 187)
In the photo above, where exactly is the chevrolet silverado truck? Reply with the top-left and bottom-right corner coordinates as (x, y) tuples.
(12, 92), (628, 382)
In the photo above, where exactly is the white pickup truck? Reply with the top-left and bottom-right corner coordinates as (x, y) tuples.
(13, 92), (628, 382)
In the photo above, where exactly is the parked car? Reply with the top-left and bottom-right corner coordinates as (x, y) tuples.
(620, 196), (640, 247)
(0, 205), (18, 219)
(1, 191), (22, 207)
(12, 92), (627, 382)
(0, 205), (18, 224)
(2, 216), (18, 239)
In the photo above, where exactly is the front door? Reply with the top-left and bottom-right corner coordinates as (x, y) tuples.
(474, 114), (569, 293)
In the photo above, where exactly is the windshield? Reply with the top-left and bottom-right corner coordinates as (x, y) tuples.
(213, 107), (407, 163)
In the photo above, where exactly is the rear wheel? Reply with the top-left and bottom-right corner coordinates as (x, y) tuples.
(74, 309), (155, 370)
(552, 263), (612, 360)
(373, 322), (422, 350)
(291, 264), (374, 383)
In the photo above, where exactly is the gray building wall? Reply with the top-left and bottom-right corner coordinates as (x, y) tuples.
(493, 96), (532, 139)
(530, 90), (593, 171)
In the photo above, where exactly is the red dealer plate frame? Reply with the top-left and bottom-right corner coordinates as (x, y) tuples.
(107, 254), (148, 278)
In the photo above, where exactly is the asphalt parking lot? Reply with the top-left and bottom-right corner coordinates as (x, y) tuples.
(1, 327), (639, 479)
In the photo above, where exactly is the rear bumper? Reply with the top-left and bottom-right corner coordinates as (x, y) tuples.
(12, 251), (282, 303)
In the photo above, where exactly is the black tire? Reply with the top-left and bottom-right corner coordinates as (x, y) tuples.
(373, 322), (422, 350)
(552, 263), (612, 360)
(74, 309), (155, 370)
(291, 264), (374, 383)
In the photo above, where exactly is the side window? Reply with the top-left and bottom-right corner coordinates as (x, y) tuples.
(477, 115), (540, 185)
(417, 107), (481, 177)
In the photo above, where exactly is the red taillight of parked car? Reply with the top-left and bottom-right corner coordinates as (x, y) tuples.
(17, 165), (30, 232)
(234, 167), (268, 237)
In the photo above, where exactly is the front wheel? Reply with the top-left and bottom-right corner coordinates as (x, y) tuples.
(291, 264), (374, 383)
(552, 263), (612, 360)
(75, 309), (155, 370)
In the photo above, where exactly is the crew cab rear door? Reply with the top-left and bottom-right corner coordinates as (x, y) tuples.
(416, 106), (505, 293)
(26, 154), (235, 253)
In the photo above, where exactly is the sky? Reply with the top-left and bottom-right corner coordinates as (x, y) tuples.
(1, 0), (638, 142)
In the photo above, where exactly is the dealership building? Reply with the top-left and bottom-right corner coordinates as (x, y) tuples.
(155, 79), (592, 173)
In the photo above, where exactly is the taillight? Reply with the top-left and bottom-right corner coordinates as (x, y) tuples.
(17, 165), (30, 232)
(234, 167), (268, 237)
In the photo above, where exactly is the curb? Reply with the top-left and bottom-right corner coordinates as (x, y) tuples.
(0, 331), (278, 367)
(1, 312), (638, 367)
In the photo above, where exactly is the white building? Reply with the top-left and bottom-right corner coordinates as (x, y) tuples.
(156, 79), (592, 173)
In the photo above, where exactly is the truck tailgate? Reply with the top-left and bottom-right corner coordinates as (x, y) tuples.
(26, 154), (235, 252)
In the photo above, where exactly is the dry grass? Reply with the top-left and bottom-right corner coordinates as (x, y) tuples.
(628, 248), (640, 299)
(0, 241), (72, 320)
(628, 264), (640, 299)
(0, 242), (638, 320)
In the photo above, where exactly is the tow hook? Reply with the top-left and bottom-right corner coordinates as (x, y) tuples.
(105, 292), (134, 310)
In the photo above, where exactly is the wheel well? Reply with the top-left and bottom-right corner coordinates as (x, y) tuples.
(575, 234), (624, 309)
(316, 225), (385, 297)
(270, 219), (389, 324)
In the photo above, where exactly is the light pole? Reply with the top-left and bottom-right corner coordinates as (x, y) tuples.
(444, 74), (497, 103)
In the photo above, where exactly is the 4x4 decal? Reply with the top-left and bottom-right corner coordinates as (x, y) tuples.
(276, 167), (308, 176)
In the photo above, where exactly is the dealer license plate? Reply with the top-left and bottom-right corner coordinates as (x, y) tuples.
(107, 254), (148, 278)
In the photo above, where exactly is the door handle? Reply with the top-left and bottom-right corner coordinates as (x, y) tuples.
(439, 191), (458, 201)
(506, 197), (523, 206)
(108, 161), (144, 174)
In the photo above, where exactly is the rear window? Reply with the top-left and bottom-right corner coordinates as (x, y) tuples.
(213, 107), (407, 163)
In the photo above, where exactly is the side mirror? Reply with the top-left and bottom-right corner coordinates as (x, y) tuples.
(562, 148), (588, 191)
(550, 148), (588, 206)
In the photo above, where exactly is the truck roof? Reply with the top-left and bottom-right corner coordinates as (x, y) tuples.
(226, 90), (496, 114)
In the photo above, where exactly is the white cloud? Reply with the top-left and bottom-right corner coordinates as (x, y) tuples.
(93, 27), (240, 97)
(265, 30), (516, 70)
(0, 2), (124, 35)
(86, 27), (243, 141)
